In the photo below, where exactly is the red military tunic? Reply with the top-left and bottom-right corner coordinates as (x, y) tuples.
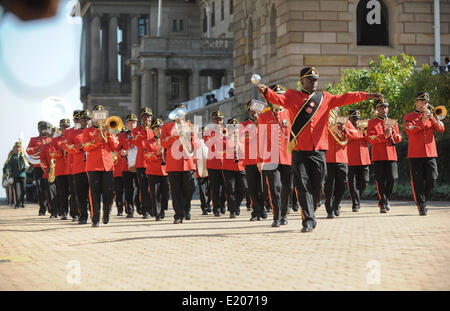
(221, 135), (245, 171)
(39, 143), (52, 179)
(62, 128), (87, 175)
(132, 125), (154, 169)
(203, 125), (224, 170)
(161, 121), (199, 172)
(144, 137), (167, 176)
(118, 131), (132, 173)
(26, 136), (52, 167)
(81, 127), (119, 172)
(326, 120), (359, 164)
(366, 117), (402, 161)
(346, 122), (371, 166)
(263, 88), (368, 151)
(48, 135), (67, 177)
(257, 108), (292, 165)
(240, 118), (259, 166)
(60, 128), (75, 176)
(404, 111), (445, 158)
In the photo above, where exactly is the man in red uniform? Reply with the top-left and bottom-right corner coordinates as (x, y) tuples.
(204, 110), (226, 217)
(39, 126), (58, 218)
(49, 118), (71, 220)
(404, 92), (445, 216)
(63, 110), (83, 221)
(113, 126), (128, 216)
(62, 109), (92, 224)
(240, 101), (266, 221)
(82, 105), (119, 227)
(26, 121), (53, 215)
(222, 118), (247, 218)
(257, 85), (292, 227)
(324, 119), (358, 219)
(120, 114), (140, 217)
(161, 105), (199, 223)
(132, 107), (154, 219)
(257, 66), (382, 232)
(145, 119), (169, 221)
(346, 109), (371, 212)
(367, 100), (402, 213)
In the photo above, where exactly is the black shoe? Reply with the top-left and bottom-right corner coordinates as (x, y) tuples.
(21, 204), (25, 208)
(312, 220), (317, 229)
(250, 216), (260, 221)
(202, 211), (208, 215)
(213, 210), (221, 217)
(173, 218), (183, 224)
(271, 220), (281, 227)
(61, 215), (67, 220)
(103, 214), (109, 224)
(380, 207), (387, 213)
(247, 207), (252, 211)
(160, 210), (165, 219)
(155, 216), (161, 221)
(280, 217), (288, 225)
(185, 213), (191, 220)
(327, 213), (334, 219)
(78, 219), (87, 225)
(333, 209), (340, 217)
(352, 207), (359, 212)
(38, 213), (45, 216)
(292, 205), (298, 212)
(301, 224), (313, 233)
(261, 210), (268, 219)
(117, 212), (123, 216)
(136, 207), (142, 215)
(235, 208), (240, 216)
(143, 213), (150, 219)
(126, 214), (134, 218)
(220, 207), (226, 214)
(92, 222), (99, 227)
(229, 212), (236, 219)
(419, 207), (428, 216)
(386, 204), (390, 211)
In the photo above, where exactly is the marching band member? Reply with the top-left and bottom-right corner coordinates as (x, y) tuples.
(240, 101), (266, 221)
(404, 92), (445, 216)
(324, 118), (357, 219)
(204, 110), (226, 217)
(132, 107), (154, 219)
(119, 114), (140, 218)
(113, 126), (128, 216)
(196, 127), (211, 215)
(48, 119), (71, 220)
(145, 119), (169, 221)
(346, 109), (371, 212)
(62, 109), (91, 224)
(63, 110), (82, 221)
(40, 125), (59, 218)
(257, 84), (292, 227)
(26, 121), (53, 216)
(161, 105), (199, 224)
(257, 66), (383, 232)
(221, 118), (247, 218)
(81, 105), (119, 227)
(367, 100), (402, 213)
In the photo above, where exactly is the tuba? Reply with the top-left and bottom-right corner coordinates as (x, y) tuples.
(328, 107), (349, 146)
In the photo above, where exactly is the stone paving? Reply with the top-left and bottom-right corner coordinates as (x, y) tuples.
(0, 199), (449, 291)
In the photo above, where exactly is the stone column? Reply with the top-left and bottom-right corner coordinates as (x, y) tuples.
(190, 69), (200, 98)
(130, 15), (139, 45)
(131, 74), (141, 113)
(157, 68), (167, 117)
(108, 15), (118, 84)
(226, 69), (233, 85)
(90, 14), (101, 87)
(141, 69), (151, 110)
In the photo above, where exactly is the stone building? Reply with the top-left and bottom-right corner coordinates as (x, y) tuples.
(79, 0), (234, 119)
(231, 0), (450, 119)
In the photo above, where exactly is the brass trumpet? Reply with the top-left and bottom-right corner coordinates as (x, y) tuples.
(105, 116), (124, 135)
(427, 104), (447, 120)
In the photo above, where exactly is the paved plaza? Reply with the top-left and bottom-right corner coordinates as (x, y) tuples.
(1, 200), (449, 291)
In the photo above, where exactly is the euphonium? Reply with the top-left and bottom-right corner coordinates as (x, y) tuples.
(427, 104), (447, 120)
(328, 107), (349, 146)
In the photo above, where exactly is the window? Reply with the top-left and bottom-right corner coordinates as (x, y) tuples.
(203, 8), (207, 33)
(211, 1), (215, 27)
(247, 19), (253, 66)
(269, 5), (277, 56)
(171, 19), (185, 32)
(229, 0), (233, 15)
(138, 15), (149, 38)
(170, 77), (180, 98)
(221, 0), (224, 21)
(357, 0), (388, 46)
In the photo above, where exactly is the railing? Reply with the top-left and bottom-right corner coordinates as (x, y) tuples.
(140, 37), (233, 54)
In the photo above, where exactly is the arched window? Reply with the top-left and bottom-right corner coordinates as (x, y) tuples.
(247, 18), (254, 66)
(357, 0), (388, 46)
(269, 5), (277, 56)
